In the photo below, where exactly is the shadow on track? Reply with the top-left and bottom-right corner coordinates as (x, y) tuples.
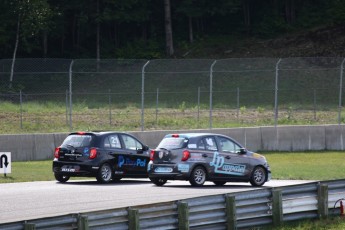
(55, 178), (151, 186)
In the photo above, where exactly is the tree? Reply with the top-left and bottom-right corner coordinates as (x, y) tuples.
(164, 0), (174, 56)
(6, 0), (52, 88)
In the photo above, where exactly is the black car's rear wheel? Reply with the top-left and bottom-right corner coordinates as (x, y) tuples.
(189, 166), (207, 186)
(150, 178), (167, 186)
(250, 166), (267, 187)
(54, 173), (70, 183)
(96, 163), (113, 183)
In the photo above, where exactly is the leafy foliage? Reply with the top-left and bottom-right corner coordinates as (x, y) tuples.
(0, 0), (345, 58)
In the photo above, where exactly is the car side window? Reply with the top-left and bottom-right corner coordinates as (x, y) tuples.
(122, 135), (142, 150)
(204, 137), (218, 151)
(197, 139), (206, 150)
(104, 135), (122, 148)
(219, 137), (240, 153)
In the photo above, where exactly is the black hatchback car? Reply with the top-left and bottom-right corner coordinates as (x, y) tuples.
(53, 131), (150, 183)
(148, 133), (271, 187)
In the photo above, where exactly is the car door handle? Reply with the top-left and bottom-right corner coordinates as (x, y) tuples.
(202, 154), (208, 158)
(225, 156), (231, 159)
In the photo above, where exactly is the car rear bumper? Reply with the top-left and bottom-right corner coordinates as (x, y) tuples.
(52, 160), (97, 177)
(147, 162), (190, 180)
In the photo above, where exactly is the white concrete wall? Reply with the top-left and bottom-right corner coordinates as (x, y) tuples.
(1, 125), (344, 162)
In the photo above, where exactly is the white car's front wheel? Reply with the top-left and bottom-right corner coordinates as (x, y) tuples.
(189, 166), (207, 187)
(250, 166), (266, 186)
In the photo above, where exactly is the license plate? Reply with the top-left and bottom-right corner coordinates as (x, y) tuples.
(154, 167), (173, 173)
(61, 165), (80, 172)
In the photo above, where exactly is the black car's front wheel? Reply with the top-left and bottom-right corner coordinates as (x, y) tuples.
(189, 166), (207, 186)
(54, 173), (70, 183)
(96, 163), (113, 183)
(250, 166), (267, 187)
(150, 178), (167, 186)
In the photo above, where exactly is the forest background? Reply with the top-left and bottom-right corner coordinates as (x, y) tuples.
(1, 0), (345, 60)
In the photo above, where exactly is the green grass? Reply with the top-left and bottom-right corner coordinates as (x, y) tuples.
(0, 100), (343, 134)
(265, 217), (345, 230)
(263, 151), (345, 180)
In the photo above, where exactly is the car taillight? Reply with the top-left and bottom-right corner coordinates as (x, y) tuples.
(54, 147), (60, 158)
(150, 150), (155, 161)
(89, 148), (97, 159)
(172, 134), (179, 138)
(77, 131), (85, 135)
(181, 150), (190, 161)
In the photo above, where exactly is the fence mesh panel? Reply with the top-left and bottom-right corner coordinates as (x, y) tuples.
(0, 57), (344, 133)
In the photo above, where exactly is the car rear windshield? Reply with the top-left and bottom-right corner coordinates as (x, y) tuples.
(157, 137), (188, 150)
(62, 134), (93, 148)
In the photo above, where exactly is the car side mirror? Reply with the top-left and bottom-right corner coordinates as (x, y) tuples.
(238, 148), (247, 154)
(142, 145), (149, 151)
(137, 145), (149, 154)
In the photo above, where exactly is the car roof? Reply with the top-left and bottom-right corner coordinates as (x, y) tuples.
(69, 131), (131, 136)
(164, 133), (226, 138)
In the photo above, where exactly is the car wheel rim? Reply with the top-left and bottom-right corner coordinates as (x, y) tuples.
(254, 168), (265, 183)
(194, 169), (205, 184)
(101, 165), (111, 181)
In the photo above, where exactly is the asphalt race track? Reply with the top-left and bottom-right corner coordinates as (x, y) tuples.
(0, 179), (313, 224)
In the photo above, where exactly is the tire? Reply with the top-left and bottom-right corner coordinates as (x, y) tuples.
(150, 178), (167, 186)
(213, 181), (226, 186)
(250, 166), (267, 187)
(54, 173), (70, 183)
(96, 163), (113, 183)
(189, 166), (207, 187)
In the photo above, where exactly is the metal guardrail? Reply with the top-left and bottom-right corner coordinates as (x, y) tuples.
(1, 179), (345, 230)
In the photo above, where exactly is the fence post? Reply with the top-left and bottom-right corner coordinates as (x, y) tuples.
(226, 195), (237, 230)
(236, 87), (240, 119)
(78, 215), (89, 230)
(24, 223), (35, 230)
(209, 60), (217, 129)
(318, 183), (329, 219)
(274, 58), (282, 127)
(197, 87), (200, 127)
(141, 61), (150, 131)
(68, 60), (74, 131)
(65, 90), (68, 126)
(156, 88), (159, 127)
(313, 88), (317, 121)
(272, 188), (283, 227)
(19, 90), (23, 129)
(338, 58), (345, 125)
(128, 208), (139, 230)
(108, 89), (112, 125)
(178, 201), (189, 230)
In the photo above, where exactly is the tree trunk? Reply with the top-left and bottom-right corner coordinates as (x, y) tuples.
(96, 0), (100, 61)
(188, 16), (193, 43)
(10, 14), (21, 89)
(285, 0), (295, 24)
(43, 30), (48, 58)
(164, 0), (174, 56)
(243, 0), (251, 27)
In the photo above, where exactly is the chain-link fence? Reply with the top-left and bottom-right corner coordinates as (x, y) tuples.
(0, 57), (344, 133)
